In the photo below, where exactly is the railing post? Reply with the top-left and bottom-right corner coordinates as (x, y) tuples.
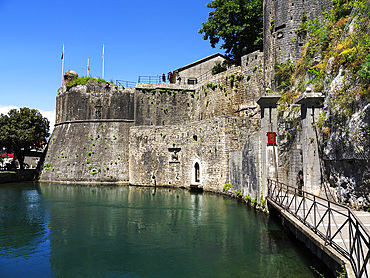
(328, 201), (331, 243)
(286, 185), (289, 210)
(356, 220), (360, 277)
(314, 195), (316, 232)
(303, 194), (305, 220)
(295, 187), (297, 214)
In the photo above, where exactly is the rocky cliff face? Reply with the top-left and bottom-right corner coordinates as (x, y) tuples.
(323, 92), (370, 208)
(271, 0), (370, 209)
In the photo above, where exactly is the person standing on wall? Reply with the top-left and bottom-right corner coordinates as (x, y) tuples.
(168, 71), (172, 83)
(162, 73), (166, 83)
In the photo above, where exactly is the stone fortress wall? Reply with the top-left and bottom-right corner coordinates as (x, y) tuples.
(129, 116), (258, 191)
(41, 83), (136, 183)
(40, 52), (263, 191)
(41, 0), (368, 208)
(55, 82), (135, 123)
(263, 0), (332, 90)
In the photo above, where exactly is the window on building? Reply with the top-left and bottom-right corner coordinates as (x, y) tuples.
(187, 78), (197, 85)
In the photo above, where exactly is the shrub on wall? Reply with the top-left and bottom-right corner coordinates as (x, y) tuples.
(212, 62), (227, 75)
(65, 77), (108, 88)
(223, 183), (232, 191)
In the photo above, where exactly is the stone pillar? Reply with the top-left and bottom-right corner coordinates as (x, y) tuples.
(295, 90), (324, 195)
(257, 93), (281, 197)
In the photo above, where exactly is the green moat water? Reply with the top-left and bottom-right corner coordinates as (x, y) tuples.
(0, 182), (333, 277)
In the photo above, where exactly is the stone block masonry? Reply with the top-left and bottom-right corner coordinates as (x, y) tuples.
(241, 51), (264, 108)
(41, 65), (262, 187)
(134, 84), (196, 126)
(229, 132), (262, 201)
(263, 0), (332, 90)
(56, 81), (135, 124)
(129, 116), (259, 192)
(40, 121), (133, 183)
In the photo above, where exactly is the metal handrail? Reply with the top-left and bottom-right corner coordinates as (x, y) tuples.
(267, 179), (369, 278)
(137, 75), (198, 85)
(137, 76), (162, 84)
(116, 80), (136, 88)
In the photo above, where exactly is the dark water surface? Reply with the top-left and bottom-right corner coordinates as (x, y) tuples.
(0, 182), (332, 277)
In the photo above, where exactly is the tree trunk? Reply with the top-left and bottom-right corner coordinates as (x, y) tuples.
(14, 149), (25, 170)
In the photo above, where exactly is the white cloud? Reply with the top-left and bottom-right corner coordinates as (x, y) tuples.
(0, 105), (18, 115)
(0, 105), (55, 135)
(39, 110), (56, 134)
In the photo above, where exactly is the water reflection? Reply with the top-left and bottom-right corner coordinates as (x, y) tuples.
(0, 183), (51, 277)
(0, 183), (332, 278)
(0, 184), (46, 251)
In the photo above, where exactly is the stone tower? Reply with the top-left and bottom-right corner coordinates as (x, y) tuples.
(263, 0), (332, 90)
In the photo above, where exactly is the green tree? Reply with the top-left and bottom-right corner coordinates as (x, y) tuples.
(0, 108), (50, 170)
(199, 0), (263, 65)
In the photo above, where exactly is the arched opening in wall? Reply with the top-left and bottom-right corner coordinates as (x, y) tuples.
(194, 162), (200, 183)
(191, 158), (202, 190)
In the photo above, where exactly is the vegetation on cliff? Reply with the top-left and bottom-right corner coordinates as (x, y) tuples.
(276, 0), (370, 129)
(274, 0), (370, 207)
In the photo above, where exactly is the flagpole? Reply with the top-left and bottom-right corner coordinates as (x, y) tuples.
(102, 43), (105, 80)
(87, 57), (90, 77)
(61, 43), (65, 86)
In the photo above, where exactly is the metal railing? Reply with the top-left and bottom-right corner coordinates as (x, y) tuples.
(116, 80), (136, 88)
(137, 76), (162, 84)
(267, 179), (369, 278)
(137, 75), (199, 86)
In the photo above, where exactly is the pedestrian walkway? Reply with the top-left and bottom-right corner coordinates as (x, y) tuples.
(267, 179), (369, 278)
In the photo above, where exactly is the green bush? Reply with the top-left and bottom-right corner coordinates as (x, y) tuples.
(230, 74), (235, 87)
(235, 189), (243, 197)
(207, 83), (217, 90)
(359, 55), (370, 81)
(274, 60), (295, 91)
(223, 183), (232, 191)
(65, 76), (108, 88)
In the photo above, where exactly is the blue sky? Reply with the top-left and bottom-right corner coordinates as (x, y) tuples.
(0, 0), (222, 130)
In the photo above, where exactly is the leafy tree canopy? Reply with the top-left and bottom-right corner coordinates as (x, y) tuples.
(199, 0), (263, 65)
(0, 108), (50, 169)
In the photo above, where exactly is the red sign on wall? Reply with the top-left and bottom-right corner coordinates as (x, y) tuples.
(267, 132), (276, 144)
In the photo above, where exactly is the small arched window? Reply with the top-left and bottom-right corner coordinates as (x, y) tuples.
(194, 162), (200, 183)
